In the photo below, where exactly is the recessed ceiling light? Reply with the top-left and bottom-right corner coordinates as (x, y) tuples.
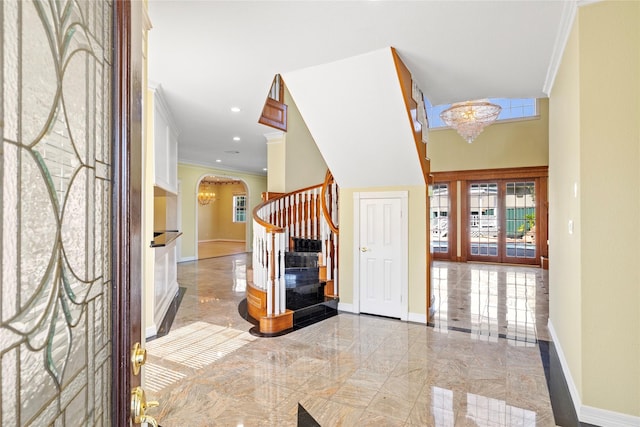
(263, 168), (268, 171)
(233, 136), (240, 141)
(216, 159), (222, 163)
(230, 107), (241, 113)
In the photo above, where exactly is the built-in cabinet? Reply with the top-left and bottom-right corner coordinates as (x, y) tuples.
(151, 84), (178, 193)
(145, 85), (180, 338)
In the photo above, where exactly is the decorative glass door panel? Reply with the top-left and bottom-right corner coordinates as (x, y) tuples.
(430, 183), (450, 256)
(468, 183), (500, 260)
(1, 1), (113, 425)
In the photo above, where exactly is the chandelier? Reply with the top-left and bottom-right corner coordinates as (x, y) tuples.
(440, 100), (501, 144)
(197, 181), (216, 206)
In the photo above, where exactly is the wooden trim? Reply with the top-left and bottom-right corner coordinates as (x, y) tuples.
(459, 180), (468, 263)
(432, 166), (548, 182)
(324, 280), (335, 297)
(253, 183), (324, 233)
(259, 310), (294, 334)
(321, 170), (339, 234)
(538, 177), (549, 259)
(390, 47), (429, 183)
(247, 283), (267, 319)
(258, 97), (287, 132)
(112, 0), (143, 423)
(449, 180), (458, 261)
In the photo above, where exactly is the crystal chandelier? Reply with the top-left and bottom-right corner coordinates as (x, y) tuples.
(440, 100), (501, 143)
(197, 181), (216, 206)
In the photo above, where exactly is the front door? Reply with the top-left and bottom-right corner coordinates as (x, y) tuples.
(358, 196), (404, 319)
(1, 1), (143, 425)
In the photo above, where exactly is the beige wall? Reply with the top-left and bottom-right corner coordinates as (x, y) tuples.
(178, 163), (267, 260)
(197, 182), (246, 241)
(548, 10), (583, 398)
(267, 133), (286, 193)
(429, 98), (549, 172)
(338, 185), (427, 317)
(283, 87), (328, 191)
(264, 87), (330, 193)
(550, 0), (640, 419)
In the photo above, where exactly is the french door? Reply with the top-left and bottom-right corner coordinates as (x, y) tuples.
(465, 180), (539, 265)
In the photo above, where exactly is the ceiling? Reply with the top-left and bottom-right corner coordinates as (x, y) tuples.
(147, 1), (572, 177)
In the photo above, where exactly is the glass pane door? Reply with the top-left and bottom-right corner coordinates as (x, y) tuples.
(505, 181), (536, 262)
(430, 183), (450, 256)
(468, 183), (500, 260)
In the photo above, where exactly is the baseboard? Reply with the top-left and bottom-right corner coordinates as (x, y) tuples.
(179, 256), (196, 263)
(547, 319), (582, 416)
(581, 406), (640, 427)
(548, 319), (640, 427)
(408, 312), (427, 324)
(337, 302), (354, 313)
(198, 239), (246, 243)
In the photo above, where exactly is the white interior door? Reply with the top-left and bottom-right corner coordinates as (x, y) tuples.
(359, 197), (403, 318)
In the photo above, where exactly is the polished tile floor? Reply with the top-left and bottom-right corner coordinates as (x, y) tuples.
(146, 256), (556, 426)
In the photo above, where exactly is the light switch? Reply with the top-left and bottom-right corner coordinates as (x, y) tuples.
(568, 220), (574, 235)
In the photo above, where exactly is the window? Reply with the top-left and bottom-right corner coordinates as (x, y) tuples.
(425, 98), (538, 129)
(233, 195), (246, 223)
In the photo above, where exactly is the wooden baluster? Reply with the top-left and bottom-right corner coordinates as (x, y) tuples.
(333, 231), (338, 296)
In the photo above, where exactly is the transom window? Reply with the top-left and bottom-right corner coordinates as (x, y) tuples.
(426, 98), (538, 128)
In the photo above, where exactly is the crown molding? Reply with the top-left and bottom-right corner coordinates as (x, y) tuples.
(543, 1), (577, 95)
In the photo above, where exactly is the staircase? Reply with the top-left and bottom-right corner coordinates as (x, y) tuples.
(246, 170), (339, 336)
(285, 238), (338, 329)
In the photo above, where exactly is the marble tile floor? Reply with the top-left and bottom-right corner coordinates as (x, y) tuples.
(146, 255), (559, 426)
(198, 241), (247, 260)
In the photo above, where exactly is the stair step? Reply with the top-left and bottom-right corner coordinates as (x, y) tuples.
(293, 297), (339, 329)
(285, 267), (319, 287)
(286, 281), (325, 310)
(291, 237), (322, 253)
(285, 252), (320, 268)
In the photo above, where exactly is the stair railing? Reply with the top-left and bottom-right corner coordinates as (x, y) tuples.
(252, 171), (339, 318)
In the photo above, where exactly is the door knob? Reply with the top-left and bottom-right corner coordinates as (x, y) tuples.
(131, 386), (159, 426)
(360, 247), (368, 252)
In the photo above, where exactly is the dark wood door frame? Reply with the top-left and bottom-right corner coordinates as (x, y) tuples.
(113, 0), (144, 424)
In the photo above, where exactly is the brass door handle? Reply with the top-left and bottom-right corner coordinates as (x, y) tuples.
(131, 386), (159, 426)
(140, 415), (158, 427)
(360, 247), (369, 252)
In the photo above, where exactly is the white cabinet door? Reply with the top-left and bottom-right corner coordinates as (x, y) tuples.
(152, 88), (178, 194)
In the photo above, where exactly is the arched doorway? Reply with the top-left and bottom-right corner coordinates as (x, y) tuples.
(195, 174), (249, 259)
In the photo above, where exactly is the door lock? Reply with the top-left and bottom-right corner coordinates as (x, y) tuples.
(131, 342), (147, 376)
(131, 386), (159, 426)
